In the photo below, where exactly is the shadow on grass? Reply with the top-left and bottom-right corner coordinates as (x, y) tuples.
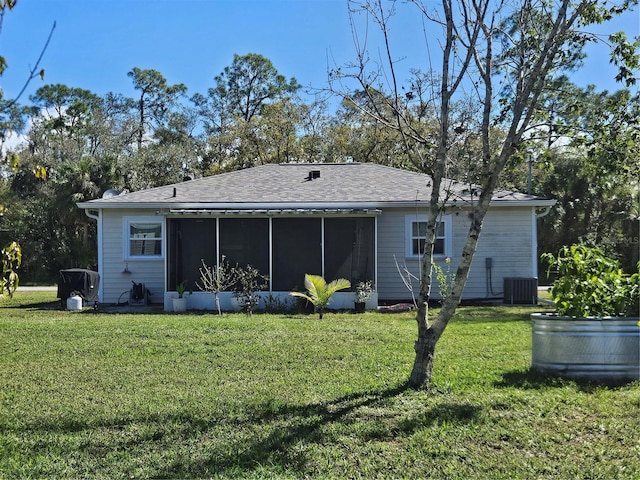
(5, 384), (486, 477)
(151, 382), (482, 478)
(450, 305), (548, 324)
(496, 368), (636, 391)
(495, 369), (571, 389)
(0, 299), (62, 310)
(1, 300), (168, 314)
(10, 382), (481, 478)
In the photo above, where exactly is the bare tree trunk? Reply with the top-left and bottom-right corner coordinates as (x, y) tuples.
(215, 293), (221, 316)
(137, 96), (145, 150)
(409, 326), (438, 387)
(408, 0), (457, 389)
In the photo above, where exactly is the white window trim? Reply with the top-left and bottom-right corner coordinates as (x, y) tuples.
(405, 214), (452, 259)
(123, 216), (164, 261)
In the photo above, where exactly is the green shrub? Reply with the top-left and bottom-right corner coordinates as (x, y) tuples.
(542, 244), (639, 317)
(1, 242), (21, 299)
(232, 264), (268, 316)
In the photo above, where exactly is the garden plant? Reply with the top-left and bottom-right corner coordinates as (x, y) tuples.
(290, 274), (351, 319)
(542, 244), (639, 317)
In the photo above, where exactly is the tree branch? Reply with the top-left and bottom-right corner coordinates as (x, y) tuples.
(2, 20), (56, 112)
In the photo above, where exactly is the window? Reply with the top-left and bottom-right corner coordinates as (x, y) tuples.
(125, 218), (163, 259)
(406, 215), (451, 258)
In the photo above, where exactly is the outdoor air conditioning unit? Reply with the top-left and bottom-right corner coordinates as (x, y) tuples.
(503, 277), (538, 305)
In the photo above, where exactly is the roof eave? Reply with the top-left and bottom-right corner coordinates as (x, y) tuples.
(489, 199), (557, 207)
(77, 198), (557, 210)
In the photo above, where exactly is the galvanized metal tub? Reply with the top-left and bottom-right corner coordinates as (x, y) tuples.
(531, 313), (640, 384)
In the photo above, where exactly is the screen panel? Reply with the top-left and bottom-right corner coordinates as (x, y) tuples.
(167, 218), (216, 291)
(324, 217), (375, 288)
(272, 217), (321, 291)
(219, 218), (269, 277)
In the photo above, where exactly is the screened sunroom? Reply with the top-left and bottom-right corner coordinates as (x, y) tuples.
(166, 212), (376, 299)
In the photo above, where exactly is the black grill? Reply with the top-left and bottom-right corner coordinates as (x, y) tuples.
(57, 269), (100, 305)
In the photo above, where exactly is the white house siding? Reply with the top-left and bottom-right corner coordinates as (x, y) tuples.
(101, 209), (165, 304)
(460, 207), (535, 299)
(376, 206), (535, 302)
(97, 205), (535, 305)
(377, 209), (414, 301)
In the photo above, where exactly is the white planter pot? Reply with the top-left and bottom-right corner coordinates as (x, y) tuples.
(172, 297), (187, 313)
(531, 313), (640, 384)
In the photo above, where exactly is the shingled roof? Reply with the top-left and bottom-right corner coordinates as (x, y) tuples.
(78, 162), (554, 209)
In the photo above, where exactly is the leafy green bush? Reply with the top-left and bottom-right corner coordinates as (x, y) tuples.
(542, 245), (639, 317)
(232, 264), (268, 316)
(1, 241), (21, 299)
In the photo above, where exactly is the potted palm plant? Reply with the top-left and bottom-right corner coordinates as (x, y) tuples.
(290, 274), (351, 319)
(172, 280), (189, 313)
(532, 245), (639, 383)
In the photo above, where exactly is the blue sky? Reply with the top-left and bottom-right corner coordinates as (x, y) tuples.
(1, 0), (638, 105)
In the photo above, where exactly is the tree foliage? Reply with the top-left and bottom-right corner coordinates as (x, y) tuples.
(0, 241), (21, 298)
(536, 86), (639, 273)
(192, 53), (303, 171)
(127, 67), (187, 150)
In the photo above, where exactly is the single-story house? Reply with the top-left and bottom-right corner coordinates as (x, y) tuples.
(77, 162), (555, 311)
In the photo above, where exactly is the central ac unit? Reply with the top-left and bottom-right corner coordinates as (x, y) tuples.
(503, 277), (537, 305)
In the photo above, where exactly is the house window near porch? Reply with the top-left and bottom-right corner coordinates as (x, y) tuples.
(125, 218), (163, 259)
(406, 215), (451, 258)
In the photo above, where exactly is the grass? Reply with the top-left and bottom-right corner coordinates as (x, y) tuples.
(1, 291), (638, 479)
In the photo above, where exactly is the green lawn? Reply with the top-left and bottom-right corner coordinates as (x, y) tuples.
(1, 291), (638, 479)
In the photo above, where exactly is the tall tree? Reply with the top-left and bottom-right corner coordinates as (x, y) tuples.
(28, 84), (103, 162)
(536, 87), (640, 272)
(337, 0), (639, 389)
(127, 67), (187, 149)
(212, 53), (300, 123)
(192, 53), (302, 170)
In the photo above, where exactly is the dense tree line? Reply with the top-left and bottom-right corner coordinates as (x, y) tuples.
(0, 49), (637, 283)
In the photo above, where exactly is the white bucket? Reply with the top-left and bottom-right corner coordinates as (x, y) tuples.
(66, 295), (83, 311)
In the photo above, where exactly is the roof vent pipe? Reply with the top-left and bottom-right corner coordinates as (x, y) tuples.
(173, 187), (177, 197)
(307, 170), (321, 181)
